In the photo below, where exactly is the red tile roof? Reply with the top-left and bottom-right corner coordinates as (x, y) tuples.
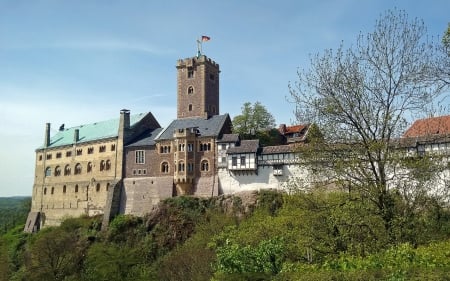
(285, 125), (307, 134)
(403, 115), (450, 138)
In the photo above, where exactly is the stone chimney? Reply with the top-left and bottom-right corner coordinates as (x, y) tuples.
(74, 129), (79, 143)
(44, 123), (51, 147)
(120, 109), (130, 130)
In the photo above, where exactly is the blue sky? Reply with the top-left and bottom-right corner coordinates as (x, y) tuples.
(0, 0), (448, 197)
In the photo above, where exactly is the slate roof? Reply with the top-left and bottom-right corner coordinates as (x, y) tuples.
(227, 139), (260, 154)
(156, 114), (230, 140)
(403, 115), (450, 138)
(38, 112), (150, 149)
(261, 144), (298, 154)
(217, 133), (240, 143)
(126, 128), (164, 147)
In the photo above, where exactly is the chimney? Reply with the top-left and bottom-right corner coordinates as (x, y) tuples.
(74, 129), (79, 143)
(120, 109), (130, 130)
(279, 124), (286, 135)
(44, 123), (51, 147)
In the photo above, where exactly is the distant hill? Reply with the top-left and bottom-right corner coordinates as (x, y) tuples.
(0, 196), (31, 234)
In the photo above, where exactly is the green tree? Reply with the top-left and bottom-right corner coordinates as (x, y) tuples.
(24, 227), (87, 281)
(232, 102), (276, 137)
(289, 9), (448, 240)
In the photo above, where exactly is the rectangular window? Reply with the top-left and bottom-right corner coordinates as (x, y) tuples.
(46, 154), (52, 160)
(38, 155), (43, 161)
(240, 156), (246, 165)
(56, 152), (62, 159)
(135, 150), (145, 164)
(221, 157), (226, 164)
(66, 151), (72, 157)
(187, 68), (194, 78)
(232, 157), (237, 166)
(221, 144), (227, 150)
(187, 143), (194, 152)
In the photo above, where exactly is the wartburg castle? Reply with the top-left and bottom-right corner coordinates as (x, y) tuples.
(25, 51), (450, 232)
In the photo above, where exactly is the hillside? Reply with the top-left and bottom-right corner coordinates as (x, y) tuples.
(1, 190), (450, 281)
(0, 197), (30, 234)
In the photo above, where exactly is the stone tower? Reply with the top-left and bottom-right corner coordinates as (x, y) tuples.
(176, 55), (220, 119)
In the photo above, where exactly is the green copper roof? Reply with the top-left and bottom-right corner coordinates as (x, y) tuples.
(38, 113), (149, 149)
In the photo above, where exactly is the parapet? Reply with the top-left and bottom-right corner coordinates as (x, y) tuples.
(176, 55), (219, 69)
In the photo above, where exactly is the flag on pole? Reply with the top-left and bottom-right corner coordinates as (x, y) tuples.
(201, 35), (211, 42)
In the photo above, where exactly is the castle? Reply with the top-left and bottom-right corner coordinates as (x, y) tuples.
(24, 54), (312, 231)
(24, 53), (450, 232)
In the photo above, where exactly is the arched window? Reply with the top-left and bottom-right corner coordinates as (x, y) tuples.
(63, 185), (66, 194)
(64, 165), (71, 176)
(54, 166), (61, 176)
(45, 167), (52, 177)
(201, 160), (209, 172)
(106, 183), (110, 192)
(43, 187), (47, 195)
(96, 183), (100, 192)
(87, 162), (92, 173)
(74, 185), (79, 193)
(187, 86), (194, 94)
(51, 187), (54, 195)
(74, 163), (82, 175)
(105, 160), (111, 170)
(161, 162), (169, 173)
(178, 161), (185, 172)
(100, 160), (105, 171)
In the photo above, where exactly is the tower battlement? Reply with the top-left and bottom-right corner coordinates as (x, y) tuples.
(176, 55), (219, 70)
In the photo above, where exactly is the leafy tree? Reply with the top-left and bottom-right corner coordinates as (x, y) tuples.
(24, 227), (87, 281)
(289, 9), (449, 239)
(232, 102), (276, 137)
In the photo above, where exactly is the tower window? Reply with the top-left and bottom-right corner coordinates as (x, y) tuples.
(187, 86), (194, 94)
(201, 160), (209, 172)
(161, 162), (169, 173)
(187, 68), (194, 78)
(188, 104), (193, 111)
(209, 74), (215, 81)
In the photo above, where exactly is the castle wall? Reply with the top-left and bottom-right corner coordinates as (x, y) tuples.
(218, 164), (310, 194)
(121, 176), (173, 216)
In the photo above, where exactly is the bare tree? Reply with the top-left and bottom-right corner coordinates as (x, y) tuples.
(289, 9), (448, 237)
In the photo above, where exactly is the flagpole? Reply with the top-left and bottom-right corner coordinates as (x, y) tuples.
(196, 38), (202, 58)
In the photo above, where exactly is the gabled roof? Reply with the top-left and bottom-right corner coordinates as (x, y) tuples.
(126, 128), (164, 147)
(227, 139), (260, 154)
(403, 115), (450, 138)
(156, 114), (231, 140)
(285, 124), (308, 134)
(39, 112), (150, 149)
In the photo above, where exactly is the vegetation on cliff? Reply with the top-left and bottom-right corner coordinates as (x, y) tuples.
(1, 190), (450, 281)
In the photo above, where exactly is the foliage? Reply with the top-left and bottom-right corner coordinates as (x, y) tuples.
(2, 190), (450, 280)
(232, 102), (276, 137)
(289, 9), (449, 240)
(0, 197), (31, 235)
